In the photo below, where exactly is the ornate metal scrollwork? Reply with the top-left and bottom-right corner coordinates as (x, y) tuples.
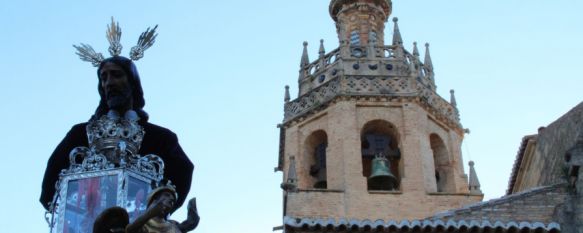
(48, 113), (168, 232)
(60, 115), (166, 180)
(87, 115), (145, 156)
(133, 154), (165, 181)
(65, 147), (111, 174)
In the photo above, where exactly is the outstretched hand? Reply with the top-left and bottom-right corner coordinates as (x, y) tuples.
(187, 198), (198, 218)
(178, 197), (200, 232)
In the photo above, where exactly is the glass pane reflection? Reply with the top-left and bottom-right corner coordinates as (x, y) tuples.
(64, 175), (118, 233)
(126, 177), (149, 221)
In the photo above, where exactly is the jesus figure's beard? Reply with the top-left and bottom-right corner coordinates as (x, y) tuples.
(106, 88), (132, 111)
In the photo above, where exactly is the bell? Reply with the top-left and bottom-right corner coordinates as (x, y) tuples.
(310, 166), (327, 189)
(310, 143), (328, 189)
(313, 179), (327, 189)
(368, 155), (398, 190)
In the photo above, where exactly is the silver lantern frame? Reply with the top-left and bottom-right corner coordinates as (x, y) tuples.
(45, 115), (165, 233)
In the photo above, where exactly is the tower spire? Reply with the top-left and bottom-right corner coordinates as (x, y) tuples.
(410, 42), (421, 78)
(299, 41), (310, 82)
(284, 85), (290, 102)
(424, 43), (433, 72)
(319, 39), (325, 58)
(300, 41), (310, 67)
(412, 41), (420, 57)
(391, 17), (405, 59)
(281, 156), (298, 192)
(468, 161), (483, 195)
(450, 89), (457, 108)
(392, 17), (403, 46)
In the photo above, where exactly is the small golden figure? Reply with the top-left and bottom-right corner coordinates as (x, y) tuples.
(94, 185), (199, 233)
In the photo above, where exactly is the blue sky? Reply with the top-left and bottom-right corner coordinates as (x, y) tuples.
(0, 1), (582, 232)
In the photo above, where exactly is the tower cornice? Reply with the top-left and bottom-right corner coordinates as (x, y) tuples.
(288, 39), (460, 133)
(282, 75), (463, 135)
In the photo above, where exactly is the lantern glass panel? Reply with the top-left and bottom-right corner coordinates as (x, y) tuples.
(63, 175), (118, 233)
(126, 176), (150, 221)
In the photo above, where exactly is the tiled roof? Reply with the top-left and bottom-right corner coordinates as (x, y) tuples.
(427, 183), (566, 223)
(283, 216), (560, 232)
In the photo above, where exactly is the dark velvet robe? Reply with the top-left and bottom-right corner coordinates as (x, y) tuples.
(40, 122), (194, 210)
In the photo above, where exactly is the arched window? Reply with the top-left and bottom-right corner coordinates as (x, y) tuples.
(430, 134), (453, 193)
(350, 30), (361, 46)
(361, 120), (401, 191)
(305, 130), (328, 189)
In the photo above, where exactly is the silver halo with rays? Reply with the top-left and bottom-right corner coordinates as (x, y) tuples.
(73, 17), (158, 67)
(106, 17), (122, 57)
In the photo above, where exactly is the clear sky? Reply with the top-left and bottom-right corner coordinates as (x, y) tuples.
(0, 1), (582, 232)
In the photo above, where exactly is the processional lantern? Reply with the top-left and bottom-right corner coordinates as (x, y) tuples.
(45, 113), (165, 233)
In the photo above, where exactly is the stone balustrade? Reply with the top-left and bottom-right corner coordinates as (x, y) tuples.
(303, 48), (341, 77)
(284, 75), (460, 128)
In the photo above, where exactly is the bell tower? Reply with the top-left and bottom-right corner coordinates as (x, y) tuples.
(276, 0), (484, 224)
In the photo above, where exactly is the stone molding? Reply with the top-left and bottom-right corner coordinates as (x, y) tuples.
(284, 75), (460, 131)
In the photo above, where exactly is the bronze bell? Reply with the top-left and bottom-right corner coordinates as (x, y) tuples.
(310, 166), (327, 189)
(368, 154), (398, 190)
(313, 178), (327, 189)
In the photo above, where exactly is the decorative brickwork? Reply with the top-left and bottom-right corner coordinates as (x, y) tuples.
(281, 97), (481, 220)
